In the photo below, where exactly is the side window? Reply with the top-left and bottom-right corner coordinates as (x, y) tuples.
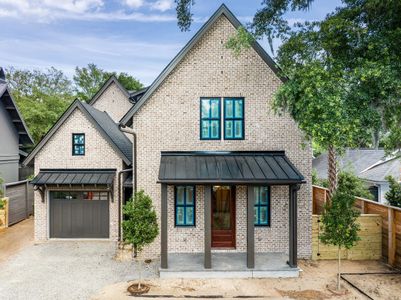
(224, 98), (244, 139)
(254, 186), (270, 226)
(175, 186), (195, 226)
(72, 133), (85, 156)
(200, 98), (221, 140)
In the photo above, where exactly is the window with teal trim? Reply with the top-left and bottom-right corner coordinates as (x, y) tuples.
(175, 186), (195, 226)
(254, 186), (270, 226)
(224, 98), (244, 139)
(72, 133), (85, 156)
(200, 98), (220, 140)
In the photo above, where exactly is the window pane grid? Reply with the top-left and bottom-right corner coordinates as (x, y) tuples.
(201, 98), (220, 140)
(72, 134), (85, 156)
(224, 98), (244, 139)
(254, 186), (270, 226)
(175, 186), (195, 226)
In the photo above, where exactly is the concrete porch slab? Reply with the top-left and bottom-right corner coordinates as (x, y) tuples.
(159, 252), (299, 278)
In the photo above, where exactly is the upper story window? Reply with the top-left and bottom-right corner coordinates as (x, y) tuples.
(72, 133), (85, 156)
(200, 97), (245, 140)
(175, 186), (195, 226)
(200, 98), (221, 140)
(254, 186), (270, 226)
(224, 98), (244, 140)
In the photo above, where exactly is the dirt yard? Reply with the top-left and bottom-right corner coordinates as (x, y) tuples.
(0, 217), (34, 263)
(92, 259), (400, 300)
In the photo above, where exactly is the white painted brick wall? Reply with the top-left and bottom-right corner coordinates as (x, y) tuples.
(132, 15), (312, 259)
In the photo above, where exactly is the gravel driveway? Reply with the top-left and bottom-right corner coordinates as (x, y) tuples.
(0, 241), (157, 300)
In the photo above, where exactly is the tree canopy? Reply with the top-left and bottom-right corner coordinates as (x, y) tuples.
(6, 64), (143, 143)
(73, 63), (143, 102)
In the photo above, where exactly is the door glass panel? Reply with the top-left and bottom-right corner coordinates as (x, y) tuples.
(212, 186), (232, 230)
(176, 187), (185, 205)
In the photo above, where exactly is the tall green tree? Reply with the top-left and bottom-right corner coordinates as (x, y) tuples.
(73, 63), (143, 102)
(175, 0), (401, 196)
(6, 67), (75, 143)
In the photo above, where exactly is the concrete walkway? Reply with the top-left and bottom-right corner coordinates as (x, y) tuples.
(0, 217), (34, 263)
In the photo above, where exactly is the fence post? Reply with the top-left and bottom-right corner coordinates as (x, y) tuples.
(388, 207), (396, 266)
(361, 200), (365, 214)
(25, 181), (29, 218)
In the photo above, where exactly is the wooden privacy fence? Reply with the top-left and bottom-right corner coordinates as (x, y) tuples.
(3, 180), (34, 226)
(313, 185), (401, 269)
(312, 214), (382, 260)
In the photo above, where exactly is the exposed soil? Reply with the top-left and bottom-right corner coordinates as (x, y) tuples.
(342, 273), (401, 300)
(92, 259), (397, 299)
(0, 217), (34, 263)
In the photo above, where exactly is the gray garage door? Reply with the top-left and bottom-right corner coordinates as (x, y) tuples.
(50, 191), (109, 238)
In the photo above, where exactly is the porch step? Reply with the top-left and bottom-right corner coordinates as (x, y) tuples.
(159, 268), (299, 279)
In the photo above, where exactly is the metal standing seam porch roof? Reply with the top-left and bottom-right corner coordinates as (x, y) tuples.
(31, 169), (116, 186)
(158, 151), (305, 185)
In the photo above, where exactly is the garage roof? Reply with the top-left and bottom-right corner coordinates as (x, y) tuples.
(158, 151), (305, 185)
(31, 169), (116, 186)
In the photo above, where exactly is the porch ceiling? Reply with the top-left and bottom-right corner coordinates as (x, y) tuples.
(158, 151), (305, 185)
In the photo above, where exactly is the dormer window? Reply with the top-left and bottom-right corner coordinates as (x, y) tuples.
(72, 133), (85, 156)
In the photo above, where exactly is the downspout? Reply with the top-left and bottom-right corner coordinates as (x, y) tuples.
(118, 124), (138, 242)
(118, 168), (132, 242)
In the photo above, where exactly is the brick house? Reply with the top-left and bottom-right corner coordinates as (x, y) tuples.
(25, 5), (312, 278)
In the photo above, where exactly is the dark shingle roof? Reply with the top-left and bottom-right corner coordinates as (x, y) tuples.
(24, 100), (132, 166)
(81, 102), (132, 162)
(313, 149), (400, 182)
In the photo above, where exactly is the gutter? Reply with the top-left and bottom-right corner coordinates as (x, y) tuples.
(117, 168), (132, 242)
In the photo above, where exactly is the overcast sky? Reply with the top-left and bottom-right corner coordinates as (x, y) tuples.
(0, 0), (342, 85)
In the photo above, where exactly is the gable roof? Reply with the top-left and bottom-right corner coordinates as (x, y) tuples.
(0, 69), (34, 146)
(120, 4), (284, 125)
(23, 99), (132, 166)
(89, 75), (130, 106)
(313, 149), (400, 182)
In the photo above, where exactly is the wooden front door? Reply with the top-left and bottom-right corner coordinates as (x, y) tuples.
(212, 186), (236, 248)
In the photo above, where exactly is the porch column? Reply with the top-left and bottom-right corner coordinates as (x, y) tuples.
(247, 185), (255, 268)
(161, 183), (168, 269)
(289, 184), (300, 268)
(204, 185), (212, 269)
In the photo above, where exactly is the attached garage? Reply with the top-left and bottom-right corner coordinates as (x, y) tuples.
(49, 191), (109, 238)
(31, 169), (116, 239)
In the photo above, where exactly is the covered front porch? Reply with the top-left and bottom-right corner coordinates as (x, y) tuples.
(158, 151), (305, 278)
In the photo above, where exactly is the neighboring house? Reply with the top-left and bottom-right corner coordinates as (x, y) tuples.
(0, 67), (34, 183)
(313, 149), (401, 203)
(25, 5), (312, 277)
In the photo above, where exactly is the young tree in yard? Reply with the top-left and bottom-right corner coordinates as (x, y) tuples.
(175, 0), (401, 197)
(320, 191), (361, 290)
(123, 191), (158, 289)
(385, 176), (401, 208)
(74, 64), (143, 102)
